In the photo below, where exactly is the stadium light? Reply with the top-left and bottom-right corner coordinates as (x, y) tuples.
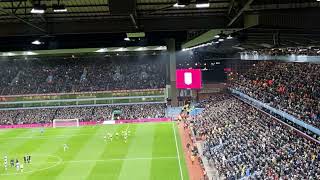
(2, 52), (16, 56)
(31, 40), (42, 45)
(95, 48), (108, 53)
(174, 0), (190, 7)
(226, 35), (233, 39)
(196, 3), (209, 8)
(31, 8), (45, 14)
(136, 47), (147, 51)
(23, 51), (38, 56)
(31, 5), (46, 14)
(53, 4), (67, 13)
(173, 3), (185, 7)
(196, 0), (210, 8)
(155, 46), (167, 50)
(114, 47), (128, 51)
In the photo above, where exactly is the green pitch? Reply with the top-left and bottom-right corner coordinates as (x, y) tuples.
(0, 122), (189, 180)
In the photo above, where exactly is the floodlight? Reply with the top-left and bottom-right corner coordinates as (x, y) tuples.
(226, 35), (233, 39)
(53, 4), (67, 12)
(173, 3), (185, 7)
(31, 5), (46, 14)
(196, 0), (209, 8)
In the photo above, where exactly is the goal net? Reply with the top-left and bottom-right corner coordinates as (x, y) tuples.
(52, 119), (79, 128)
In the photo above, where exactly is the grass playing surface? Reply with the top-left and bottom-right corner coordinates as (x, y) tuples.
(0, 122), (189, 180)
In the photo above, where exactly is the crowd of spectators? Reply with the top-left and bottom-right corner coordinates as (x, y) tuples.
(0, 57), (166, 95)
(231, 61), (320, 129)
(111, 104), (166, 120)
(189, 95), (320, 179)
(54, 107), (95, 122)
(15, 109), (57, 124)
(0, 103), (166, 125)
(196, 94), (231, 108)
(241, 47), (320, 57)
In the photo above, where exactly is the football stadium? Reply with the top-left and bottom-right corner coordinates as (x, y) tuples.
(0, 0), (320, 180)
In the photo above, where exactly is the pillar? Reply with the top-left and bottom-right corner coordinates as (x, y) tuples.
(166, 38), (178, 106)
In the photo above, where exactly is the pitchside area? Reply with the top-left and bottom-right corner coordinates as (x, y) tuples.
(0, 122), (189, 180)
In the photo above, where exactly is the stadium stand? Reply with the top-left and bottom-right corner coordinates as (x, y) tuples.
(1, 0), (320, 179)
(0, 57), (165, 95)
(0, 104), (166, 125)
(231, 61), (320, 129)
(190, 94), (320, 179)
(242, 47), (320, 56)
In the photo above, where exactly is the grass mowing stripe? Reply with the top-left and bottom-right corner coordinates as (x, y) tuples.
(86, 125), (134, 180)
(26, 127), (100, 180)
(0, 128), (77, 180)
(1, 123), (190, 180)
(172, 122), (184, 180)
(54, 126), (118, 180)
(0, 129), (12, 133)
(150, 123), (181, 180)
(58, 156), (177, 163)
(0, 129), (39, 154)
(117, 123), (155, 180)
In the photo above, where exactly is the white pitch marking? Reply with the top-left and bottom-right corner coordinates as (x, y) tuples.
(0, 154), (63, 176)
(0, 155), (177, 176)
(172, 122), (184, 180)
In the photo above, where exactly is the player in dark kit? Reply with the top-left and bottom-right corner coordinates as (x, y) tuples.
(27, 155), (31, 163)
(24, 155), (27, 164)
(10, 159), (14, 167)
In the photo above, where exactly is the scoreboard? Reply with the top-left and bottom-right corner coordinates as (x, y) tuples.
(176, 69), (202, 89)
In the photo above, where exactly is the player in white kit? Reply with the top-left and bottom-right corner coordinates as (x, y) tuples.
(16, 161), (20, 171)
(64, 144), (69, 152)
(4, 155), (8, 171)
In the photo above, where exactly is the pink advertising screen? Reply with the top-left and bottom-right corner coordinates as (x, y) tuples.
(176, 69), (202, 89)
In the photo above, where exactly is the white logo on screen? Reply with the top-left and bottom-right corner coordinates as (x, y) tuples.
(184, 72), (192, 85)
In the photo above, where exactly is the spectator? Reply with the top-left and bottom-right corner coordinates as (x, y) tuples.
(0, 103), (166, 125)
(0, 57), (165, 95)
(231, 61), (320, 129)
(189, 94), (320, 179)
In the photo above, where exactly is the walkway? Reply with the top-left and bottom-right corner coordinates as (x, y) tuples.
(178, 122), (205, 180)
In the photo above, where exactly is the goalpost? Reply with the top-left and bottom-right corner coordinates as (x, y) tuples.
(52, 119), (80, 128)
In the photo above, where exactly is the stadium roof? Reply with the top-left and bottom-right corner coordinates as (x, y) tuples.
(0, 0), (320, 51)
(0, 0), (229, 36)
